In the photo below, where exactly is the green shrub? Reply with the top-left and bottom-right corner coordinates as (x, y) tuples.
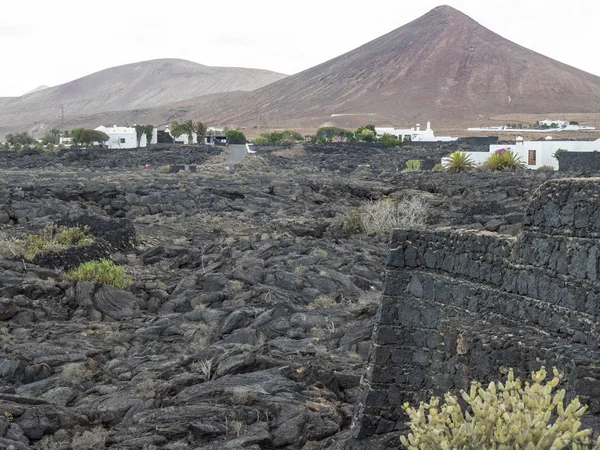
(315, 126), (351, 142)
(444, 151), (475, 173)
(359, 129), (376, 142)
(403, 160), (422, 172)
(431, 163), (443, 172)
(502, 153), (526, 170)
(279, 136), (296, 146)
(355, 125), (376, 142)
(253, 136), (269, 145)
(282, 130), (303, 141)
(484, 149), (526, 171)
(21, 225), (93, 260)
(67, 259), (131, 289)
(553, 148), (568, 160)
(401, 367), (600, 450)
(380, 133), (398, 148)
(341, 209), (363, 234)
(484, 152), (506, 171)
(225, 130), (247, 144)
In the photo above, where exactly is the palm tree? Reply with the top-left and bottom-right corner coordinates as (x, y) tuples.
(180, 120), (195, 145)
(134, 125), (145, 148)
(444, 151), (475, 173)
(143, 125), (154, 147)
(194, 121), (207, 144)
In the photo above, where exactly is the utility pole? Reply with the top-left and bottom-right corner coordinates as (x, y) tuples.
(258, 115), (267, 133)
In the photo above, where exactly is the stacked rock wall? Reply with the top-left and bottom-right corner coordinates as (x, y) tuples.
(355, 178), (600, 438)
(559, 152), (600, 173)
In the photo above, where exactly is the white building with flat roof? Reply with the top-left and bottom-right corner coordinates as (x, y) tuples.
(454, 138), (600, 170)
(375, 121), (457, 142)
(538, 119), (568, 128)
(95, 126), (158, 149)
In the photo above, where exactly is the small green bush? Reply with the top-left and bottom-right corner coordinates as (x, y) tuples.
(401, 367), (600, 450)
(380, 133), (398, 148)
(484, 149), (526, 171)
(341, 209), (363, 234)
(225, 130), (247, 144)
(444, 151), (475, 173)
(67, 259), (131, 289)
(21, 225), (93, 260)
(253, 136), (269, 145)
(431, 163), (443, 172)
(403, 160), (422, 172)
(553, 148), (568, 160)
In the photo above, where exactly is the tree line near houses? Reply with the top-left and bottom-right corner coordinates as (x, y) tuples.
(2, 122), (411, 151)
(309, 125), (406, 148)
(0, 123), (550, 174)
(250, 125), (408, 147)
(0, 119), (591, 153)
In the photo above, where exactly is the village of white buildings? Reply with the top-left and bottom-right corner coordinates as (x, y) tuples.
(57, 125), (227, 148)
(2, 118), (599, 171)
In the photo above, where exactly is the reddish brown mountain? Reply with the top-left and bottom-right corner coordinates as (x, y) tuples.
(198, 4), (600, 129)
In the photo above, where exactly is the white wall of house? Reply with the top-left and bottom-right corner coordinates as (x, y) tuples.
(95, 126), (158, 149)
(170, 132), (198, 144)
(375, 121), (457, 142)
(538, 119), (568, 128)
(455, 139), (600, 170)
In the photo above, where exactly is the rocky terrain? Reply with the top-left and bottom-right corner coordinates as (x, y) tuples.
(0, 143), (569, 449)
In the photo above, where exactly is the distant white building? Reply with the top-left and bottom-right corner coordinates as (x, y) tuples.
(455, 138), (600, 170)
(95, 126), (158, 149)
(467, 123), (595, 133)
(538, 119), (568, 128)
(375, 121), (457, 142)
(166, 126), (227, 145)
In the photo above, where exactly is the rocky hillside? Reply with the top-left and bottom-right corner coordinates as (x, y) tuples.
(204, 5), (600, 129)
(0, 59), (287, 136)
(123, 5), (600, 131)
(0, 143), (573, 449)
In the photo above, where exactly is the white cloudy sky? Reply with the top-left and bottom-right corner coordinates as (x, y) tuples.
(0, 0), (598, 97)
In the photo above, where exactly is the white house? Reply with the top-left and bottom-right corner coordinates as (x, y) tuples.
(95, 126), (158, 149)
(467, 123), (594, 133)
(166, 126), (227, 145)
(538, 119), (568, 128)
(375, 121), (457, 142)
(455, 138), (600, 170)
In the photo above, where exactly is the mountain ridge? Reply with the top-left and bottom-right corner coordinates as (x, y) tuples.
(207, 4), (600, 128)
(3, 6), (600, 136)
(0, 58), (287, 135)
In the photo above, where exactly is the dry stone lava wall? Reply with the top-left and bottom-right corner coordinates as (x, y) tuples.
(355, 178), (600, 438)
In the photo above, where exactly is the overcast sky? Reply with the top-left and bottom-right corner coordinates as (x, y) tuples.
(1, 0), (598, 97)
